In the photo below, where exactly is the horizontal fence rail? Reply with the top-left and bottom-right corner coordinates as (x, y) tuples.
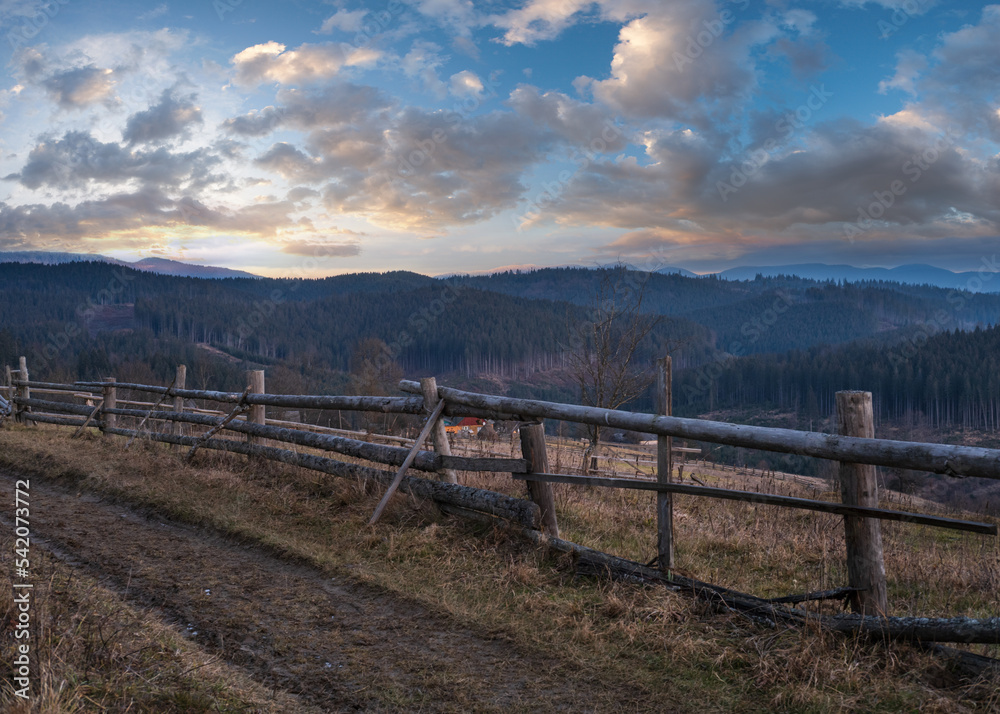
(101, 405), (529, 474)
(70, 381), (426, 413)
(512, 473), (997, 535)
(399, 380), (1000, 481)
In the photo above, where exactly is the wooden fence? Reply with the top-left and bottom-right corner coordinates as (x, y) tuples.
(4, 357), (999, 645)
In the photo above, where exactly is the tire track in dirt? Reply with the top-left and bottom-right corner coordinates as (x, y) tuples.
(2, 469), (643, 712)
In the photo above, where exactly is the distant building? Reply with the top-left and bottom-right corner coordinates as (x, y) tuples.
(443, 416), (486, 435)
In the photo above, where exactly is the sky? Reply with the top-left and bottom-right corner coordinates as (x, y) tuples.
(0, 0), (998, 278)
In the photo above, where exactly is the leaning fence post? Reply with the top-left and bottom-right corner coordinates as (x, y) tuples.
(836, 390), (888, 615)
(421, 377), (458, 484)
(520, 421), (558, 537)
(101, 377), (117, 435)
(247, 370), (265, 446)
(172, 364), (187, 443)
(656, 356), (675, 571)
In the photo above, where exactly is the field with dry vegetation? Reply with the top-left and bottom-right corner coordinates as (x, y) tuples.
(2, 423), (999, 712)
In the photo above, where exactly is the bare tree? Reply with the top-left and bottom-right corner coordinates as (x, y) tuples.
(349, 337), (404, 434)
(567, 265), (665, 473)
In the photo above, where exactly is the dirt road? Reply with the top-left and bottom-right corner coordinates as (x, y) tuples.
(1, 469), (645, 712)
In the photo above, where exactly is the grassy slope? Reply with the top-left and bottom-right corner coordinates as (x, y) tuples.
(1, 424), (998, 712)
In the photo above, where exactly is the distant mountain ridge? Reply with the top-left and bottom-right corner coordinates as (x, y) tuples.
(3, 251), (997, 290)
(0, 251), (258, 279)
(716, 263), (1000, 292)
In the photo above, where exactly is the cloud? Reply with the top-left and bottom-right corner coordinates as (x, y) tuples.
(280, 239), (361, 257)
(410, 0), (479, 38)
(122, 88), (203, 145)
(490, 0), (598, 46)
(137, 3), (168, 20)
(580, 2), (780, 130)
(323, 106), (557, 229)
(254, 142), (328, 183)
(878, 5), (1000, 139)
(401, 41), (448, 98)
(317, 8), (369, 34)
(878, 50), (928, 95)
(287, 186), (320, 202)
(507, 85), (627, 151)
(834, 0), (936, 11)
(41, 65), (117, 109)
(222, 82), (395, 137)
(0, 187), (301, 249)
(9, 130), (221, 191)
(230, 41), (381, 86)
(768, 37), (831, 79)
(449, 70), (484, 97)
(527, 114), (1000, 259)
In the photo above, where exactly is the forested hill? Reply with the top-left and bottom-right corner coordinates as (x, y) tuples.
(1, 262), (998, 408)
(676, 324), (1000, 431)
(0, 262), (710, 384)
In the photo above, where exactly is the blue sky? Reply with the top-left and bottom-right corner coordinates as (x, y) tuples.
(0, 0), (997, 277)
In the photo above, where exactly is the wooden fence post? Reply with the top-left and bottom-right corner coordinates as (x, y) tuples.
(5, 364), (13, 419)
(657, 356), (675, 571)
(421, 377), (458, 484)
(18, 356), (33, 426)
(248, 370), (265, 446)
(172, 365), (186, 440)
(836, 390), (888, 615)
(101, 378), (116, 435)
(520, 421), (559, 537)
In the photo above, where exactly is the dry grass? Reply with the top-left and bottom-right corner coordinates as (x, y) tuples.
(2, 423), (999, 712)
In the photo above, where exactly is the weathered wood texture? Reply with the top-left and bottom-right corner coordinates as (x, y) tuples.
(74, 381), (426, 413)
(247, 370), (265, 446)
(100, 377), (116, 434)
(765, 587), (861, 605)
(510, 472), (996, 534)
(89, 403), (528, 474)
(520, 527), (1000, 644)
(520, 422), (559, 538)
(18, 357), (31, 425)
(422, 377), (458, 483)
(369, 399), (447, 525)
(186, 388), (251, 461)
(98, 425), (540, 528)
(19, 413), (87, 428)
(263, 418), (416, 445)
(172, 365), (186, 440)
(14, 380), (101, 393)
(10, 398), (96, 417)
(837, 391), (889, 615)
(656, 356), (674, 570)
(126, 376), (178, 449)
(3, 366), (12, 417)
(399, 380), (1000, 480)
(72, 400), (104, 438)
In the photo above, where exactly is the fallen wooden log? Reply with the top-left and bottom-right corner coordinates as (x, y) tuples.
(766, 587), (861, 605)
(538, 533), (1000, 644)
(100, 426), (540, 529)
